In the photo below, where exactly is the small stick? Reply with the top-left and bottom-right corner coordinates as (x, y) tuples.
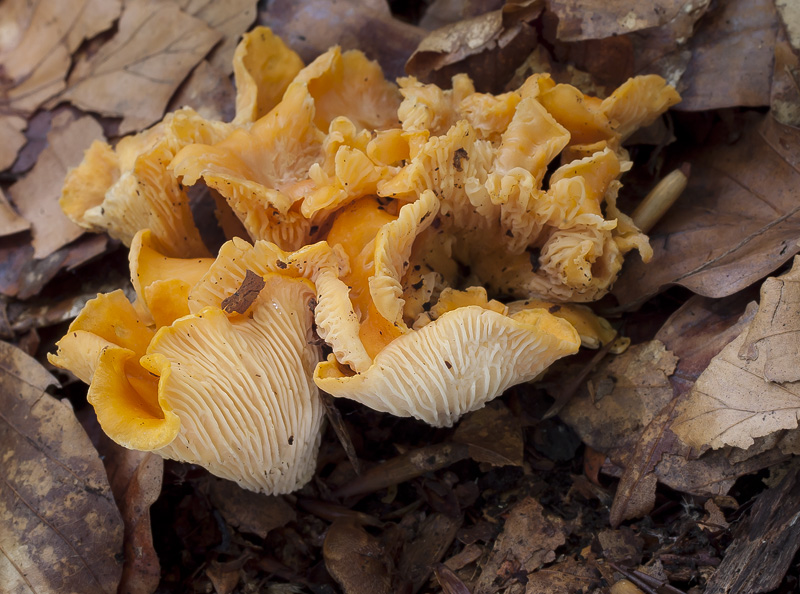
(632, 163), (690, 233)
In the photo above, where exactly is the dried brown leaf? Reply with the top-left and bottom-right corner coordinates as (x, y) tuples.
(61, 0), (221, 134)
(548, 0), (699, 41)
(771, 35), (800, 128)
(559, 341), (678, 456)
(420, 0), (506, 30)
(400, 513), (462, 593)
(8, 112), (104, 258)
(0, 340), (123, 593)
(0, 187), (29, 237)
(676, 0), (779, 110)
(474, 497), (566, 594)
(453, 400), (524, 467)
(102, 447), (163, 594)
(673, 259), (800, 451)
(614, 115), (800, 309)
(406, 1), (542, 93)
(776, 0), (800, 54)
(0, 0), (121, 113)
(434, 563), (473, 594)
(523, 555), (603, 593)
(207, 476), (295, 539)
(739, 257), (800, 382)
(177, 0), (257, 73)
(608, 292), (757, 520)
(323, 518), (394, 594)
(259, 0), (426, 81)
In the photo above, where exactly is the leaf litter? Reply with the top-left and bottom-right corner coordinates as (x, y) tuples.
(3, 0), (800, 592)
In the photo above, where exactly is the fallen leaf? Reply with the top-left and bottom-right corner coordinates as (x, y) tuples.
(0, 340), (124, 593)
(420, 0), (506, 30)
(595, 527), (643, 565)
(103, 447), (163, 594)
(559, 341), (678, 456)
(259, 0), (426, 81)
(705, 463), (800, 594)
(522, 555), (603, 593)
(323, 518), (394, 594)
(0, 188), (29, 236)
(673, 260), (800, 451)
(177, 0), (257, 73)
(675, 0), (779, 111)
(606, 292), (758, 522)
(0, 115), (27, 171)
(739, 256), (800, 383)
(207, 476), (296, 538)
(399, 513), (462, 593)
(547, 0), (701, 41)
(614, 114), (800, 309)
(453, 400), (524, 467)
(776, 0), (800, 54)
(406, 1), (542, 93)
(8, 111), (104, 258)
(0, 0), (122, 113)
(474, 497), (566, 594)
(771, 36), (800, 128)
(61, 0), (221, 134)
(443, 543), (484, 571)
(434, 563), (473, 594)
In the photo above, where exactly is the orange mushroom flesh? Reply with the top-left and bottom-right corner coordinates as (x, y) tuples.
(325, 197), (404, 358)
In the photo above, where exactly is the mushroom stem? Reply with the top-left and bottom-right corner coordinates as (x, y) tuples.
(631, 163), (690, 233)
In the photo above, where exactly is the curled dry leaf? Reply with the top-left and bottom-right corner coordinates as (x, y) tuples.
(614, 115), (800, 309)
(405, 0), (542, 93)
(8, 112), (104, 258)
(0, 341), (124, 593)
(474, 497), (566, 594)
(777, 0), (800, 53)
(61, 0), (221, 134)
(674, 258), (800, 451)
(259, 0), (426, 81)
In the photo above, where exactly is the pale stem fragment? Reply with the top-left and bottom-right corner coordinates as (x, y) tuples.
(631, 163), (690, 233)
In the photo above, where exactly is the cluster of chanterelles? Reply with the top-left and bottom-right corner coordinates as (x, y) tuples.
(50, 27), (680, 494)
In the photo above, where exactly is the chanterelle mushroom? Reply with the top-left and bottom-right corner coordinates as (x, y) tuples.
(50, 242), (325, 494)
